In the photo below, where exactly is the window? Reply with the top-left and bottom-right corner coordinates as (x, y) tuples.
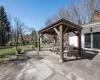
(93, 32), (100, 49)
(85, 33), (91, 48)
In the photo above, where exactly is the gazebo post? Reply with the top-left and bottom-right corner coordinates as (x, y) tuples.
(78, 30), (81, 55)
(38, 33), (41, 51)
(59, 25), (64, 62)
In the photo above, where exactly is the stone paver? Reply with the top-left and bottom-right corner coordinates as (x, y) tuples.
(34, 62), (48, 71)
(93, 55), (100, 62)
(24, 68), (37, 80)
(48, 73), (68, 80)
(0, 50), (100, 80)
(87, 60), (100, 71)
(34, 67), (53, 80)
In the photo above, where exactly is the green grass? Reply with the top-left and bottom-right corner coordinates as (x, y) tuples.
(0, 45), (33, 55)
(0, 45), (33, 62)
(0, 47), (16, 55)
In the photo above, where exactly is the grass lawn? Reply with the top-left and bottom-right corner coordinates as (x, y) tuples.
(0, 45), (33, 62)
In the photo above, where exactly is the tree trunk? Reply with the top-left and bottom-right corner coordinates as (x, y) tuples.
(21, 33), (25, 45)
(1, 31), (4, 46)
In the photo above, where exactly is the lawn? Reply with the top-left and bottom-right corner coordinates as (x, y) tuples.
(0, 45), (33, 62)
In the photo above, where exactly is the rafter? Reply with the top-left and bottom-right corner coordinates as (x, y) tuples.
(64, 27), (69, 34)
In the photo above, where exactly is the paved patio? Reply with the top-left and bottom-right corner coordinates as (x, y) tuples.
(0, 50), (100, 80)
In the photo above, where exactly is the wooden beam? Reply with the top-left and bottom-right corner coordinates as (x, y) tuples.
(38, 19), (82, 34)
(40, 34), (43, 37)
(72, 31), (78, 36)
(64, 27), (69, 34)
(59, 25), (64, 62)
(63, 22), (82, 30)
(53, 28), (59, 35)
(50, 34), (57, 39)
(40, 22), (62, 33)
(78, 30), (81, 55)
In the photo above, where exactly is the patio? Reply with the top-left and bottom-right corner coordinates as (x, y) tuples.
(0, 50), (99, 80)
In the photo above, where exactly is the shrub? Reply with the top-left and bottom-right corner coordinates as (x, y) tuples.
(34, 41), (38, 48)
(7, 41), (15, 46)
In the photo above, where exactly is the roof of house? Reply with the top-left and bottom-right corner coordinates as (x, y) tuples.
(81, 21), (100, 28)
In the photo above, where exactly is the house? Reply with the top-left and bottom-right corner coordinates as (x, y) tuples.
(69, 11), (100, 50)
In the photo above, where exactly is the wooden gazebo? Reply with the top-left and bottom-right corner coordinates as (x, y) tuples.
(38, 19), (82, 62)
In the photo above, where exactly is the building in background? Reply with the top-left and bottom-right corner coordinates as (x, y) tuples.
(69, 11), (100, 50)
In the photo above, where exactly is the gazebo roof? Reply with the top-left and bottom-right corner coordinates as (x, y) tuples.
(38, 19), (82, 34)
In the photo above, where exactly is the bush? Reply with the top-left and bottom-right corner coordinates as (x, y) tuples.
(7, 41), (15, 46)
(34, 41), (38, 48)
(16, 49), (21, 54)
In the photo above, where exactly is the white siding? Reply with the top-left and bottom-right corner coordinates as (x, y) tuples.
(92, 26), (100, 32)
(81, 35), (84, 48)
(69, 28), (91, 48)
(69, 22), (100, 49)
(69, 32), (78, 47)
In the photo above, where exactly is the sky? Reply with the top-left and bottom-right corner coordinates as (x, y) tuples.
(0, 0), (71, 31)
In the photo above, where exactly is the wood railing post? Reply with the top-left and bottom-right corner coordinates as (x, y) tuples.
(59, 25), (64, 62)
(78, 30), (81, 55)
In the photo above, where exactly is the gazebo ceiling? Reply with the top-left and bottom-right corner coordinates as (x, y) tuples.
(38, 19), (82, 34)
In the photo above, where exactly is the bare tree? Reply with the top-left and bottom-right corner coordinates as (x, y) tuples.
(14, 18), (20, 52)
(70, 2), (82, 24)
(45, 0), (100, 26)
(29, 28), (35, 44)
(58, 7), (70, 20)
(18, 23), (27, 45)
(82, 0), (100, 22)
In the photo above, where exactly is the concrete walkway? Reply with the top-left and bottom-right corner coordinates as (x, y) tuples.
(0, 50), (100, 80)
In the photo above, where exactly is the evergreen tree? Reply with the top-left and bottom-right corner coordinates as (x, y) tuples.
(0, 6), (10, 45)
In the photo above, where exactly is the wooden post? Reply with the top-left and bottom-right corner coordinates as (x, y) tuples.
(59, 25), (64, 62)
(78, 30), (81, 55)
(38, 33), (41, 51)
